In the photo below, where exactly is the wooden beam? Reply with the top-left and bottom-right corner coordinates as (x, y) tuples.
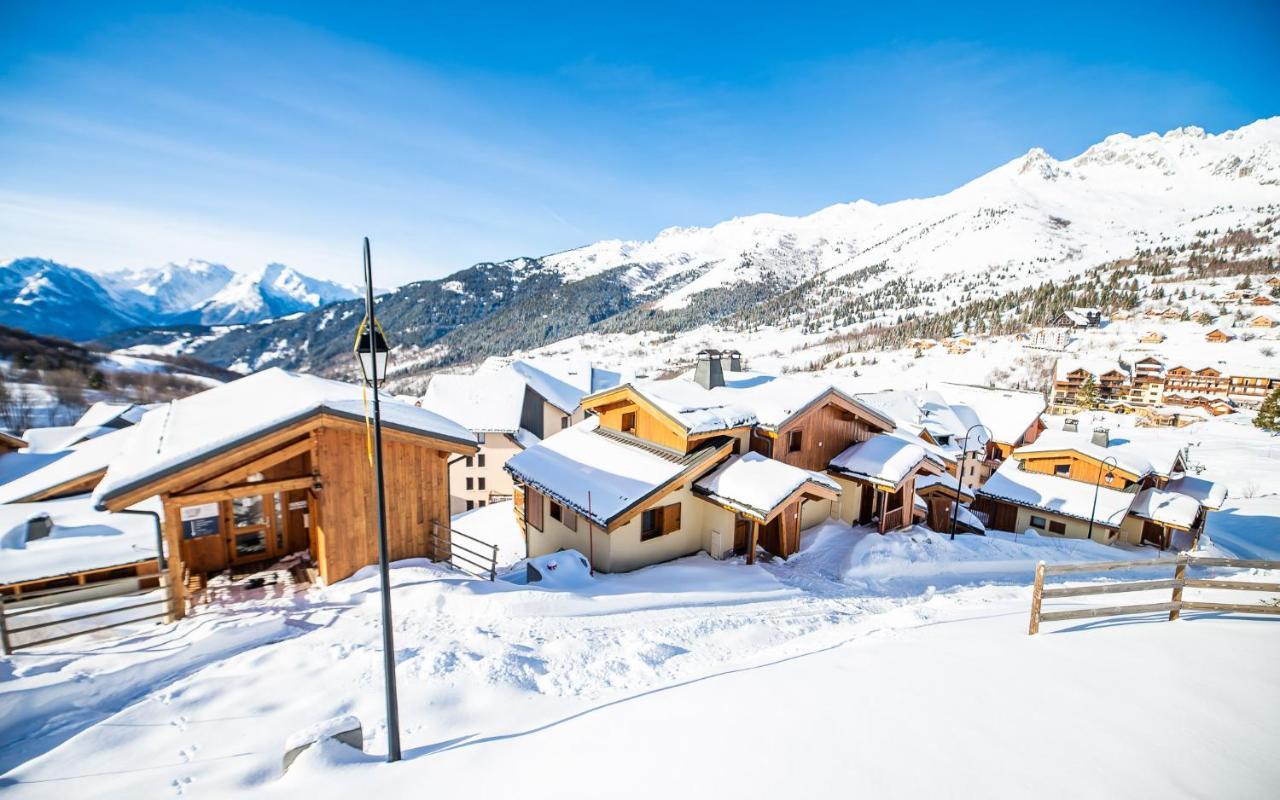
(186, 437), (315, 492)
(161, 497), (186, 622)
(170, 475), (315, 506)
(747, 520), (759, 565)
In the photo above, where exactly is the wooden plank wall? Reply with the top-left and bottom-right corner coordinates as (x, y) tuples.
(775, 402), (873, 471)
(1016, 454), (1137, 487)
(594, 401), (687, 451)
(313, 425), (450, 584)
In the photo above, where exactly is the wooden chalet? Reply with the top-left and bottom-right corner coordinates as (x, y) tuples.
(1249, 314), (1276, 328)
(1205, 328), (1233, 343)
(92, 369), (476, 618)
(505, 350), (923, 572)
(1138, 331), (1166, 344)
(1251, 294), (1274, 306)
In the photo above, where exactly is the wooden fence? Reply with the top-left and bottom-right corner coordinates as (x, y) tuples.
(1028, 555), (1280, 635)
(429, 521), (499, 581)
(0, 573), (175, 654)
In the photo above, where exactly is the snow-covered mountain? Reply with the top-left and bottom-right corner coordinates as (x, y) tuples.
(0, 258), (363, 339)
(542, 118), (1280, 314)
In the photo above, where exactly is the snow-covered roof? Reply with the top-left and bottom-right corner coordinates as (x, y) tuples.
(421, 370), (526, 433)
(829, 434), (931, 489)
(1166, 475), (1228, 511)
(20, 425), (117, 453)
(977, 460), (1134, 528)
(1053, 357), (1128, 381)
(0, 495), (159, 585)
(75, 401), (151, 429)
(504, 417), (726, 527)
(422, 359), (600, 434)
(1013, 429), (1183, 478)
(936, 383), (1047, 445)
(0, 427), (131, 504)
(914, 473), (975, 501)
(1129, 488), (1201, 530)
(94, 369), (475, 507)
(693, 452), (839, 520)
(620, 372), (893, 435)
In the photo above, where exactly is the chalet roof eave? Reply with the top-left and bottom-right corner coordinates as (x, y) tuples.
(96, 404), (477, 511)
(759, 387), (897, 435)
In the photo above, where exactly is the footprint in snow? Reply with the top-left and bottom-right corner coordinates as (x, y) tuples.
(171, 776), (192, 795)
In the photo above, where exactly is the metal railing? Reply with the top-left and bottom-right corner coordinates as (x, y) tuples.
(429, 521), (498, 581)
(1028, 555), (1280, 635)
(0, 574), (174, 654)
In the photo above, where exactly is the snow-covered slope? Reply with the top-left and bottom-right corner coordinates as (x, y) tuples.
(102, 259), (236, 316)
(545, 118), (1280, 311)
(0, 258), (145, 339)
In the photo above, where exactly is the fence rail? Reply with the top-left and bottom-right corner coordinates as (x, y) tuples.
(429, 521), (498, 581)
(1028, 555), (1280, 635)
(0, 573), (173, 654)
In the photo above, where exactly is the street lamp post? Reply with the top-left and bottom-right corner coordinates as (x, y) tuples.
(355, 236), (401, 764)
(949, 424), (989, 541)
(1086, 456), (1119, 541)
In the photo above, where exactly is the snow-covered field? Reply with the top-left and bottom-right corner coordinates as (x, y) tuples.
(1, 486), (1277, 798)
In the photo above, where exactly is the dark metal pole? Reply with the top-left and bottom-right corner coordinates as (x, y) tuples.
(949, 425), (987, 541)
(364, 237), (401, 763)
(1086, 456), (1118, 541)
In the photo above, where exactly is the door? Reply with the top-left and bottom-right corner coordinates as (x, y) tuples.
(227, 494), (279, 565)
(733, 516), (750, 553)
(1141, 520), (1167, 550)
(858, 485), (875, 525)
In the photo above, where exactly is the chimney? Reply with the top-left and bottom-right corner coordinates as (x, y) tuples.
(1063, 418), (1078, 433)
(1091, 427), (1110, 448)
(694, 349), (725, 390)
(724, 349), (742, 372)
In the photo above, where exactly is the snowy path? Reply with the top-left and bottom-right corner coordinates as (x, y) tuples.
(1, 512), (1277, 798)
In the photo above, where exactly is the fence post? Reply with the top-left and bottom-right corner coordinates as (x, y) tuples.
(1028, 560), (1046, 635)
(1169, 555), (1187, 621)
(490, 543), (498, 582)
(0, 596), (11, 656)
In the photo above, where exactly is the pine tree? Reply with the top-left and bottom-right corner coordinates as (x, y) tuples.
(1076, 375), (1101, 410)
(1256, 386), (1280, 433)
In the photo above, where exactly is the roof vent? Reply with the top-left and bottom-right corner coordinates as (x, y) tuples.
(694, 350), (725, 390)
(25, 513), (53, 543)
(1063, 418), (1078, 432)
(1091, 427), (1110, 448)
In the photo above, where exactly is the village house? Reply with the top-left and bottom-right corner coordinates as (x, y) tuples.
(974, 423), (1224, 550)
(1050, 307), (1105, 328)
(855, 383), (1046, 489)
(1205, 328), (1233, 343)
(419, 359), (622, 514)
(1249, 313), (1276, 328)
(1251, 294), (1274, 306)
(1138, 331), (1166, 344)
(91, 368), (477, 618)
(503, 350), (941, 572)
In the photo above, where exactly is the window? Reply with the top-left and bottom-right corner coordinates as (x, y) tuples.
(465, 500), (474, 511)
(465, 455), (473, 467)
(969, 463), (976, 476)
(1048, 520), (1067, 535)
(233, 495), (265, 528)
(1054, 464), (1070, 476)
(550, 501), (562, 522)
(561, 415), (570, 430)
(788, 430), (803, 453)
(641, 502), (681, 541)
(1029, 515), (1047, 530)
(466, 477), (474, 491)
(477, 454), (486, 468)
(478, 477), (486, 491)
(621, 411), (637, 434)
(478, 500), (486, 507)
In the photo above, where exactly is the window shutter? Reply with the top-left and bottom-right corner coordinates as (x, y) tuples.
(564, 507), (577, 532)
(663, 502), (681, 534)
(526, 487), (544, 531)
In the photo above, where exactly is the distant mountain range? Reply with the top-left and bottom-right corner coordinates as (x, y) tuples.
(0, 258), (362, 339)
(11, 117), (1280, 374)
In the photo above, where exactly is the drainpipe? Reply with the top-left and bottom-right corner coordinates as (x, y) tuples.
(114, 507), (172, 619)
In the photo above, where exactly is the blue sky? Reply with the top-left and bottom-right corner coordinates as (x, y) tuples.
(1, 1), (1277, 287)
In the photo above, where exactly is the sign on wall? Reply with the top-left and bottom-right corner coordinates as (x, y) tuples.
(180, 502), (221, 540)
